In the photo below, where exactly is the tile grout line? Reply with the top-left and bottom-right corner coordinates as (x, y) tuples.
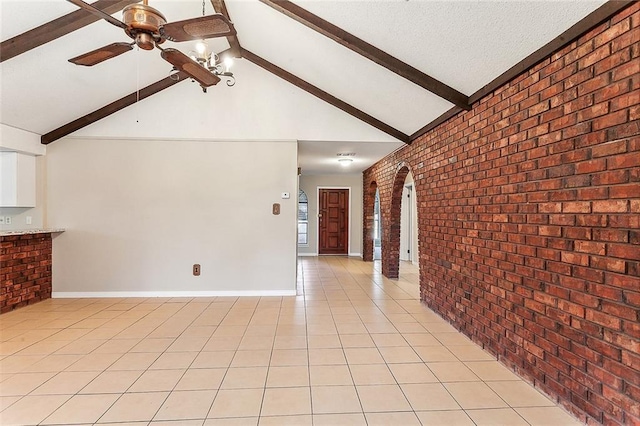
(92, 298), (211, 424)
(0, 257), (583, 426)
(24, 298), (170, 424)
(205, 296), (262, 421)
(145, 298), (223, 424)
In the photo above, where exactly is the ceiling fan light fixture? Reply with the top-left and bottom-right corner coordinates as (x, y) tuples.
(65, 0), (237, 91)
(224, 57), (233, 72)
(182, 0), (236, 89)
(190, 40), (210, 66)
(186, 39), (235, 88)
(195, 40), (208, 55)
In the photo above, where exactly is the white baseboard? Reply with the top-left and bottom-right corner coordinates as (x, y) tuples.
(349, 253), (362, 257)
(52, 290), (297, 298)
(297, 253), (317, 257)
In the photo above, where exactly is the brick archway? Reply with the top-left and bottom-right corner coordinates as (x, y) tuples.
(363, 181), (378, 262)
(382, 164), (412, 278)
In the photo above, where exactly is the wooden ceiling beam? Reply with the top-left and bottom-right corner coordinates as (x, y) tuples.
(41, 72), (188, 144)
(259, 0), (470, 111)
(210, 0), (242, 57)
(1, 0), (138, 63)
(243, 49), (410, 144)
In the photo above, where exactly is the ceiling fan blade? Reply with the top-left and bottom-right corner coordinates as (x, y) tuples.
(160, 14), (235, 42)
(160, 48), (221, 87)
(69, 42), (133, 66)
(66, 0), (128, 29)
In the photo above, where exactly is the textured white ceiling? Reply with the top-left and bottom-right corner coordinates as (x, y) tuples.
(226, 0), (454, 134)
(0, 0), (609, 174)
(295, 0), (607, 95)
(0, 1), (77, 40)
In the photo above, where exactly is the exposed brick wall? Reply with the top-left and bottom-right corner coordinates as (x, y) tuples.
(363, 4), (639, 424)
(0, 234), (53, 313)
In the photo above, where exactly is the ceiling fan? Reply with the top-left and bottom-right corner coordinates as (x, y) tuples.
(66, 0), (236, 88)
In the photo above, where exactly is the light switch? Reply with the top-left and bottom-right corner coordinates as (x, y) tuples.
(273, 203), (281, 215)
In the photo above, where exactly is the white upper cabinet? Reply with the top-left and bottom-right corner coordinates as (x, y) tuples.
(0, 152), (36, 207)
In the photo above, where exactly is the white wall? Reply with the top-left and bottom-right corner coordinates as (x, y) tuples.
(46, 138), (298, 296)
(298, 174), (363, 257)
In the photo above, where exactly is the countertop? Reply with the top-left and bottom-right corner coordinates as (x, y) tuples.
(0, 228), (65, 237)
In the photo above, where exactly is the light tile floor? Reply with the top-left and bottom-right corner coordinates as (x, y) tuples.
(0, 257), (581, 425)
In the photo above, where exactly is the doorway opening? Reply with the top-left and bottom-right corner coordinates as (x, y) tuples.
(399, 172), (418, 265)
(397, 171), (419, 296)
(373, 188), (381, 260)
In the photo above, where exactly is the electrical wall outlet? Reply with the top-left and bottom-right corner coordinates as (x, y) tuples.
(193, 264), (201, 276)
(26, 216), (32, 225)
(5, 216), (11, 225)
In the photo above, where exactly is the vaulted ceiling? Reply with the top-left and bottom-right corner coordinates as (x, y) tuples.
(0, 0), (617, 174)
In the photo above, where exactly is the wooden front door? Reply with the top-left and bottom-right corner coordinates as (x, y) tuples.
(319, 189), (349, 255)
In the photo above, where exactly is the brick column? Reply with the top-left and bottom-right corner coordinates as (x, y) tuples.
(382, 165), (411, 278)
(362, 180), (377, 262)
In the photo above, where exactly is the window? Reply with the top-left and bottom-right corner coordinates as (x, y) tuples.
(298, 190), (309, 246)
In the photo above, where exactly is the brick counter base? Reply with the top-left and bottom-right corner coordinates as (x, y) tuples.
(0, 234), (53, 313)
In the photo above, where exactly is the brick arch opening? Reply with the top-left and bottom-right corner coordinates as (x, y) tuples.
(383, 164), (412, 278)
(363, 181), (378, 262)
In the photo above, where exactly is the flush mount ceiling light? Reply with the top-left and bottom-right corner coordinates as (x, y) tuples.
(337, 153), (355, 166)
